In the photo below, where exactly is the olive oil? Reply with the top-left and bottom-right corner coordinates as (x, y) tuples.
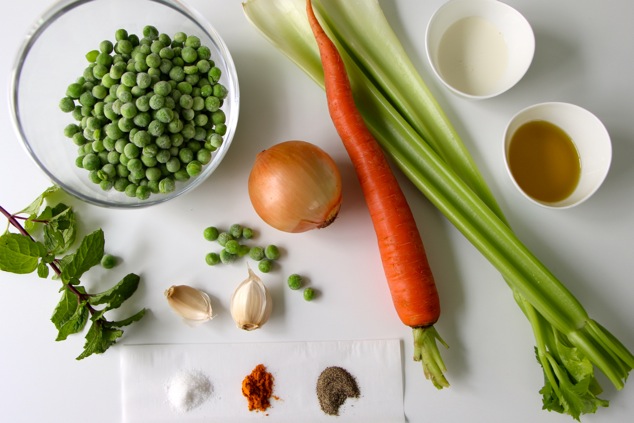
(507, 120), (581, 203)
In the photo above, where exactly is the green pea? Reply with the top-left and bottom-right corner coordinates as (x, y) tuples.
(186, 160), (202, 176)
(165, 157), (181, 173)
(136, 185), (151, 200)
(158, 177), (175, 193)
(265, 244), (280, 260)
(213, 84), (228, 99)
(208, 67), (221, 83)
(217, 232), (233, 247)
(179, 147), (194, 163)
(123, 142), (140, 159)
(287, 274), (303, 290)
(82, 153), (100, 171)
(249, 246), (264, 261)
(242, 227), (254, 240)
(258, 259), (272, 273)
(303, 287), (315, 301)
(197, 148), (212, 165)
(120, 102), (138, 119)
(204, 96), (220, 112)
(203, 226), (219, 241)
(100, 40), (113, 54)
(224, 239), (240, 255)
(181, 46), (197, 63)
(145, 167), (162, 182)
(155, 107), (174, 123)
(229, 224), (243, 238)
(85, 49), (99, 63)
(143, 25), (159, 40)
(205, 252), (220, 266)
(149, 94), (165, 110)
(219, 249), (237, 264)
(60, 97), (76, 113)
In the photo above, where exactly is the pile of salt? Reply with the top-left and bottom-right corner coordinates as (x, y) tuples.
(165, 369), (213, 413)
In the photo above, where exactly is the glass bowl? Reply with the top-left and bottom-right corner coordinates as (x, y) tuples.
(10, 0), (239, 208)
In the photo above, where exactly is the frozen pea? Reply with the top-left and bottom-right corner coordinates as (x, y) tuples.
(303, 287), (315, 301)
(249, 246), (264, 261)
(101, 254), (117, 269)
(237, 245), (250, 257)
(173, 169), (190, 181)
(258, 259), (272, 273)
(287, 274), (303, 290)
(216, 232), (233, 247)
(136, 185), (151, 200)
(224, 239), (240, 255)
(203, 226), (219, 241)
(264, 245), (280, 260)
(158, 177), (175, 193)
(165, 157), (180, 173)
(82, 153), (100, 171)
(205, 252), (220, 266)
(124, 183), (138, 197)
(186, 160), (202, 176)
(197, 148), (212, 165)
(242, 227), (254, 240)
(219, 249), (236, 264)
(229, 224), (243, 238)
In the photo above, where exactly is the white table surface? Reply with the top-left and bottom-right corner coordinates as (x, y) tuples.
(1, 1), (633, 422)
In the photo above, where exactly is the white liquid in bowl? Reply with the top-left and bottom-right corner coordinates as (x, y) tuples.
(437, 16), (508, 96)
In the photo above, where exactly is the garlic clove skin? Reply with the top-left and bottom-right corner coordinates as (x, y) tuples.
(230, 269), (273, 331)
(165, 285), (214, 323)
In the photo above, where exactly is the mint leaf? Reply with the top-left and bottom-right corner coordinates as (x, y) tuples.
(0, 233), (48, 274)
(109, 308), (147, 328)
(61, 229), (104, 283)
(43, 204), (76, 255)
(51, 285), (89, 341)
(76, 320), (123, 360)
(37, 261), (49, 278)
(89, 273), (140, 310)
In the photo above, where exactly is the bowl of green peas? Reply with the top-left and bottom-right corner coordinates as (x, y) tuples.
(10, 0), (239, 208)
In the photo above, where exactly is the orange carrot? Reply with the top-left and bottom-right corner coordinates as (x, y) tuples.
(306, 0), (449, 388)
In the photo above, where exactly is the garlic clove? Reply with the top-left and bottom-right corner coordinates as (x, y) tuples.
(165, 285), (214, 323)
(230, 268), (273, 331)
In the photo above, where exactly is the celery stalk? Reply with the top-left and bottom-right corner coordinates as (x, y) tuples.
(243, 0), (633, 417)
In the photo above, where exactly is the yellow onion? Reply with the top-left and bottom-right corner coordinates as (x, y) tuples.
(248, 140), (343, 233)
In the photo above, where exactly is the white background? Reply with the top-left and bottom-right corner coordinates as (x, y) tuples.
(1, 0), (633, 422)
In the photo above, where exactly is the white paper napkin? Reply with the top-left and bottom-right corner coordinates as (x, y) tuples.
(121, 339), (404, 422)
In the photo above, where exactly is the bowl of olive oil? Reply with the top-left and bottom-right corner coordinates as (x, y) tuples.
(504, 102), (611, 208)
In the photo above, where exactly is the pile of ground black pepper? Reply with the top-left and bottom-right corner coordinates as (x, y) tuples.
(316, 366), (360, 416)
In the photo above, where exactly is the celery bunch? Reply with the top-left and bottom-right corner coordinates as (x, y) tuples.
(242, 0), (633, 419)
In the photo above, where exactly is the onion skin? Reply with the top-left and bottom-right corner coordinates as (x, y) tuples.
(248, 140), (343, 233)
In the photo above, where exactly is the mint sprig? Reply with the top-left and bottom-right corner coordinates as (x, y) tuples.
(1, 186), (146, 359)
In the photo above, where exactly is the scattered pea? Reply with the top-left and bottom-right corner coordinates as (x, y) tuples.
(264, 244), (280, 260)
(203, 226), (219, 241)
(229, 223), (243, 239)
(287, 274), (303, 290)
(258, 258), (272, 273)
(219, 249), (237, 264)
(242, 227), (254, 240)
(205, 252), (220, 266)
(224, 239), (240, 255)
(303, 287), (315, 301)
(249, 246), (265, 261)
(101, 254), (117, 269)
(216, 232), (233, 247)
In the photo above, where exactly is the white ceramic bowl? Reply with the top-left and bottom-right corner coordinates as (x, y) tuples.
(426, 0), (534, 99)
(503, 102), (612, 209)
(10, 0), (239, 208)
